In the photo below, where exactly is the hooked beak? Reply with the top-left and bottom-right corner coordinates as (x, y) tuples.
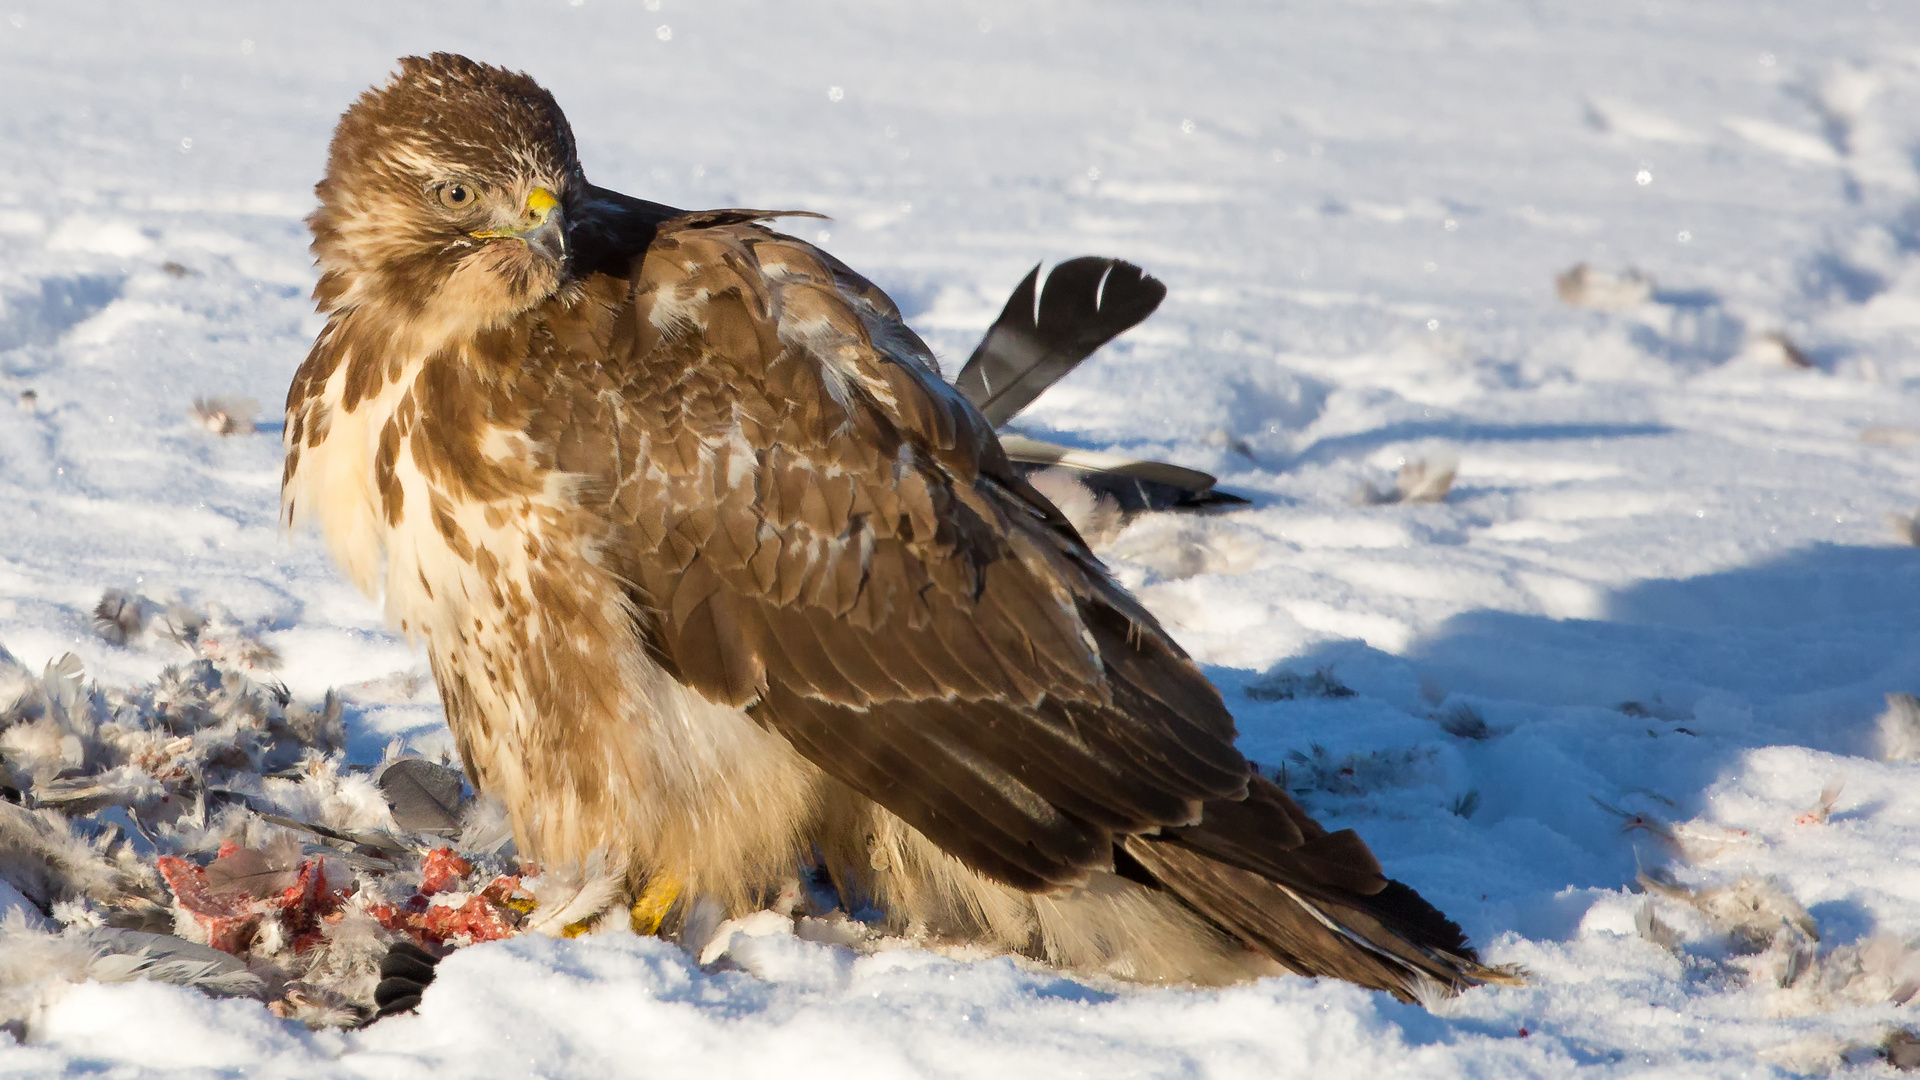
(473, 186), (566, 264)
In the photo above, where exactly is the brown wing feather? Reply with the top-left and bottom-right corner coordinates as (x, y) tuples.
(535, 206), (1501, 995)
(559, 213), (1247, 889)
(1119, 778), (1495, 999)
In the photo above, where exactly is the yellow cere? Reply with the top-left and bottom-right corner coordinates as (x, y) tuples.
(470, 188), (561, 240)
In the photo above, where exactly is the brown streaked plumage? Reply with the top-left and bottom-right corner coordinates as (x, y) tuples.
(285, 53), (1510, 998)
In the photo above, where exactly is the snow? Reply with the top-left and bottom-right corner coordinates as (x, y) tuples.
(4, 0), (1920, 1074)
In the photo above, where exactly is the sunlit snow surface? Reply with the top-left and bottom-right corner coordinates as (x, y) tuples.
(4, 0), (1920, 1075)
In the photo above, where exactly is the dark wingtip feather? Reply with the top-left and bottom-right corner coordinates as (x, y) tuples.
(1017, 462), (1252, 514)
(1369, 878), (1474, 959)
(998, 434), (1248, 514)
(956, 257), (1167, 426)
(1133, 777), (1513, 1001)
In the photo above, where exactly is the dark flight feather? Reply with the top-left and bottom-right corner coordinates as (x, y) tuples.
(955, 258), (1166, 427)
(952, 260), (1248, 511)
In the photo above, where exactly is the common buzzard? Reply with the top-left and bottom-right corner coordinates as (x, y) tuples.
(284, 54), (1500, 998)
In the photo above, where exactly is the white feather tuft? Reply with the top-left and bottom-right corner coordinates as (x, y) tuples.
(1877, 693), (1920, 763)
(519, 852), (625, 937)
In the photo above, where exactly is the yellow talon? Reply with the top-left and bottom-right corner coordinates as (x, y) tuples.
(630, 876), (682, 936)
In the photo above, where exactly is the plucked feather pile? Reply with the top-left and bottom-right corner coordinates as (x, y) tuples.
(0, 591), (628, 1034)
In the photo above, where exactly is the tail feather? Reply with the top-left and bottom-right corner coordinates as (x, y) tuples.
(1126, 775), (1514, 1000)
(1124, 837), (1421, 994)
(954, 257), (1166, 427)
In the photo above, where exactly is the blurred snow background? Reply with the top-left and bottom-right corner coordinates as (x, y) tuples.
(5, 0), (1920, 1075)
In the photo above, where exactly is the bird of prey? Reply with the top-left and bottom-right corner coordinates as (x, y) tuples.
(284, 54), (1501, 999)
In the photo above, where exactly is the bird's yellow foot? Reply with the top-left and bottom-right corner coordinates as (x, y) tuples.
(629, 876), (683, 936)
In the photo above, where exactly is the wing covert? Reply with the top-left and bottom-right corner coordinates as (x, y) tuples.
(559, 214), (1248, 890)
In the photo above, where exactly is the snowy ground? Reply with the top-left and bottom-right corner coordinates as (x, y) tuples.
(5, 0), (1920, 1075)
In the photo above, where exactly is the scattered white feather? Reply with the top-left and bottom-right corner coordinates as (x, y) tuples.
(1741, 329), (1814, 368)
(1598, 802), (1756, 862)
(91, 589), (145, 647)
(518, 853), (626, 937)
(272, 900), (393, 1027)
(261, 757), (398, 835)
(1633, 898), (1682, 951)
(1026, 467), (1125, 547)
(187, 396), (260, 436)
(0, 911), (264, 1035)
(1640, 869), (1817, 953)
(1555, 263), (1654, 310)
(1794, 776), (1845, 826)
(698, 908), (797, 966)
(1765, 934), (1920, 1017)
(0, 800), (163, 920)
(1878, 693), (1920, 763)
(455, 794), (516, 858)
(0, 910), (114, 1030)
(1351, 454), (1458, 506)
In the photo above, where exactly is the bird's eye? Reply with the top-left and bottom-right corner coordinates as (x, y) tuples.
(437, 183), (476, 211)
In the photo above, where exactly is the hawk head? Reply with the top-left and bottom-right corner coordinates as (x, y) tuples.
(311, 53), (583, 336)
